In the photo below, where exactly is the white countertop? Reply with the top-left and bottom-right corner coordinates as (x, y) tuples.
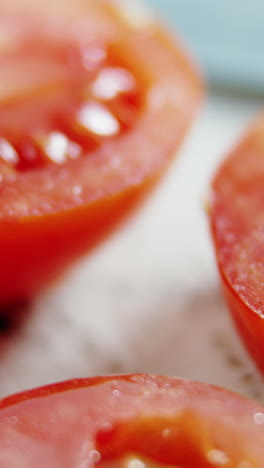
(0, 92), (263, 400)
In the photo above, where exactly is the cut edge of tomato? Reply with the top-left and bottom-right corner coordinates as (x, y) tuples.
(209, 114), (264, 373)
(210, 114), (262, 306)
(0, 373), (254, 411)
(0, 374), (264, 468)
(0, 374), (156, 409)
(210, 224), (264, 373)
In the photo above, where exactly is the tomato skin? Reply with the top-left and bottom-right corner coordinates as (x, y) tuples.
(0, 0), (202, 305)
(0, 374), (264, 467)
(221, 277), (264, 374)
(210, 116), (264, 374)
(0, 175), (157, 303)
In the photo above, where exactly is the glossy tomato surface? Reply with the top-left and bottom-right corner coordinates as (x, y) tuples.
(0, 374), (264, 467)
(210, 116), (264, 373)
(0, 0), (201, 305)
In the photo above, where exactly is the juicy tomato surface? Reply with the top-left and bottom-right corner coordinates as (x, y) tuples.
(0, 0), (201, 305)
(0, 374), (264, 467)
(210, 116), (264, 374)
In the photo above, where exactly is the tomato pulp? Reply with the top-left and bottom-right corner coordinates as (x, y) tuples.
(210, 116), (264, 373)
(0, 0), (201, 305)
(0, 374), (264, 467)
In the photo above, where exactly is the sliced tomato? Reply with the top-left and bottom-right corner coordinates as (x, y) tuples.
(210, 116), (264, 373)
(0, 0), (201, 305)
(0, 374), (264, 467)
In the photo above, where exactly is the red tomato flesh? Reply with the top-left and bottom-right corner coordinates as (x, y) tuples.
(0, 33), (141, 172)
(210, 116), (264, 374)
(0, 0), (201, 305)
(0, 374), (264, 467)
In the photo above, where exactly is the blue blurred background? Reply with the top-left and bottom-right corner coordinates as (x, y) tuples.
(147, 0), (264, 94)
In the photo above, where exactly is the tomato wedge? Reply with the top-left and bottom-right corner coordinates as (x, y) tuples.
(210, 116), (264, 374)
(0, 374), (264, 467)
(0, 0), (201, 305)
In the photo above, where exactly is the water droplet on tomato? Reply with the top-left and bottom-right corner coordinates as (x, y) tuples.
(72, 185), (83, 197)
(77, 102), (120, 136)
(254, 411), (264, 425)
(10, 415), (18, 423)
(2, 415), (18, 424)
(100, 421), (113, 432)
(108, 155), (121, 169)
(92, 67), (135, 100)
(0, 138), (18, 164)
(207, 449), (230, 465)
(81, 44), (107, 71)
(130, 376), (140, 382)
(113, 389), (120, 397)
(127, 459), (147, 468)
(45, 131), (69, 164)
(88, 450), (101, 464)
(162, 428), (171, 438)
(68, 141), (82, 160)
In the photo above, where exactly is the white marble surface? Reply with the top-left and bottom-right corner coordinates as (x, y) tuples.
(0, 92), (263, 400)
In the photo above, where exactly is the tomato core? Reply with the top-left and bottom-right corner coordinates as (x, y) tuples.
(96, 416), (234, 468)
(0, 25), (142, 172)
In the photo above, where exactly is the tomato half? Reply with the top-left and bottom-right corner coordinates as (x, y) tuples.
(0, 0), (201, 305)
(210, 116), (264, 374)
(0, 374), (263, 467)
